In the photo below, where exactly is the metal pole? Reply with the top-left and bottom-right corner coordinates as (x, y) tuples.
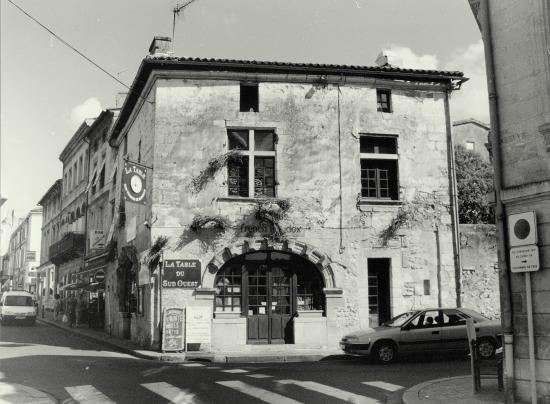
(525, 272), (537, 404)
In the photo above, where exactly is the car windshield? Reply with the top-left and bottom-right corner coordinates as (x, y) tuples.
(459, 308), (490, 322)
(382, 311), (418, 327)
(5, 296), (33, 306)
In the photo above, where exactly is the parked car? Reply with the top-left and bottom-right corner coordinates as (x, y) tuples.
(340, 308), (502, 364)
(0, 290), (37, 326)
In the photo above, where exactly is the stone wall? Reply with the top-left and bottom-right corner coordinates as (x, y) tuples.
(459, 224), (500, 319)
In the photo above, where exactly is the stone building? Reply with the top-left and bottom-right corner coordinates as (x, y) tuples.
(36, 179), (62, 309)
(452, 119), (490, 162)
(5, 207), (42, 292)
(105, 37), (466, 351)
(50, 122), (89, 295)
(469, 0), (550, 402)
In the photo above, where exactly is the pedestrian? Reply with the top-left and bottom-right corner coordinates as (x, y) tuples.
(68, 294), (77, 328)
(53, 294), (61, 321)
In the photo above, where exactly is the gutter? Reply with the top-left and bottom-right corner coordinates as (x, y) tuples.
(478, 0), (514, 400)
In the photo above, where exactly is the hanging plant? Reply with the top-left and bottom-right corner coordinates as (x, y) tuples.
(189, 215), (229, 233)
(379, 205), (413, 246)
(248, 199), (291, 242)
(189, 150), (243, 193)
(146, 235), (169, 272)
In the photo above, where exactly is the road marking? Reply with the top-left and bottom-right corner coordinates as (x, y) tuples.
(180, 363), (205, 367)
(216, 380), (302, 404)
(221, 369), (249, 373)
(277, 380), (382, 404)
(362, 381), (404, 392)
(141, 366), (172, 377)
(65, 385), (116, 403)
(141, 382), (199, 403)
(246, 374), (273, 378)
(205, 366), (221, 370)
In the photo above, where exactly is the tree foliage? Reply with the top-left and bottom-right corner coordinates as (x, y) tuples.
(455, 145), (495, 224)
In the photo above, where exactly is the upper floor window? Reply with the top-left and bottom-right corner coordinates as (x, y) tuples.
(99, 165), (105, 189)
(465, 141), (475, 151)
(360, 135), (398, 200)
(227, 129), (276, 198)
(376, 89), (392, 113)
(79, 156), (84, 181)
(240, 83), (259, 112)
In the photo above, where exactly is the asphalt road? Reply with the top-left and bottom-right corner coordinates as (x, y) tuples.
(0, 321), (470, 403)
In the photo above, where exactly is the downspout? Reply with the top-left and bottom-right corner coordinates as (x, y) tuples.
(479, 0), (514, 400)
(444, 90), (462, 307)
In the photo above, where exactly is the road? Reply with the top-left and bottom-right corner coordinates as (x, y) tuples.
(0, 321), (470, 403)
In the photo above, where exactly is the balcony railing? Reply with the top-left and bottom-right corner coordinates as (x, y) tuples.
(49, 232), (85, 265)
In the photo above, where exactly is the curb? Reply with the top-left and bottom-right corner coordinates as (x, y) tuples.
(402, 375), (470, 404)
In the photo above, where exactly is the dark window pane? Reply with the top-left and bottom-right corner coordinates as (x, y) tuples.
(240, 84), (259, 112)
(228, 130), (249, 150)
(254, 131), (275, 151)
(254, 157), (275, 197)
(228, 156), (249, 197)
(376, 89), (392, 113)
(360, 159), (398, 200)
(360, 136), (397, 154)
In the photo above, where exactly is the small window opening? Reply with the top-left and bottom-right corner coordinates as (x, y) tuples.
(138, 139), (142, 163)
(377, 89), (392, 113)
(423, 279), (431, 295)
(240, 84), (259, 112)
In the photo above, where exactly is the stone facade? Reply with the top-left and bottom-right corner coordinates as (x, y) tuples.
(107, 49), (464, 351)
(452, 119), (490, 162)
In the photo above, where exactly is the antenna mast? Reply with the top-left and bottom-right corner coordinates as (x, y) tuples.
(172, 0), (198, 53)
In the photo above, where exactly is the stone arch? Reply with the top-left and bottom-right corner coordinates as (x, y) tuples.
(203, 238), (336, 289)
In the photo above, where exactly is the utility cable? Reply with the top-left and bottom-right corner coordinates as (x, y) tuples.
(7, 0), (131, 91)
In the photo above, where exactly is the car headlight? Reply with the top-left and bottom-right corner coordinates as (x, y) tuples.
(344, 336), (358, 342)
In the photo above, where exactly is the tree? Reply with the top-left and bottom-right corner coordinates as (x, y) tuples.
(454, 144), (495, 224)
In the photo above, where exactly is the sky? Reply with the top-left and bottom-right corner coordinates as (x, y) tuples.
(0, 0), (487, 222)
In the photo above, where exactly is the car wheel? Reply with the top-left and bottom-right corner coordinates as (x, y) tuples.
(374, 341), (397, 364)
(477, 338), (496, 359)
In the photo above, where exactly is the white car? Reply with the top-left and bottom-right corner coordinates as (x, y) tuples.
(0, 290), (37, 326)
(340, 308), (502, 364)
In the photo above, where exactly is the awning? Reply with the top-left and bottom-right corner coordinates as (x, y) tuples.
(83, 281), (105, 292)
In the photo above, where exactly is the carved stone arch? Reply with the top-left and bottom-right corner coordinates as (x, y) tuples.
(203, 238), (336, 289)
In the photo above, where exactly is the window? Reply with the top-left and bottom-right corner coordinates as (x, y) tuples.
(215, 265), (242, 312)
(123, 135), (128, 155)
(91, 172), (97, 195)
(68, 169), (72, 191)
(99, 166), (105, 189)
(227, 129), (276, 198)
(465, 141), (475, 151)
(138, 139), (142, 163)
(74, 162), (78, 187)
(360, 135), (398, 200)
(423, 279), (431, 295)
(376, 89), (392, 113)
(79, 156), (84, 181)
(240, 83), (259, 112)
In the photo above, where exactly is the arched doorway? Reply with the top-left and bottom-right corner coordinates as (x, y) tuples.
(215, 250), (325, 344)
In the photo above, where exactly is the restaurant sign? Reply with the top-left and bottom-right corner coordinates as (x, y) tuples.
(161, 308), (184, 352)
(162, 260), (201, 288)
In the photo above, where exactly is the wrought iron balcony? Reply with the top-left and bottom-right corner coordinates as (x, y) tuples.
(49, 232), (85, 265)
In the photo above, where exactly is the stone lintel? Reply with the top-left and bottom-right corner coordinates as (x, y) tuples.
(194, 288), (217, 300)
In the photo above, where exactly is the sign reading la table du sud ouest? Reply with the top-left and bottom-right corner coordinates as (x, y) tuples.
(162, 260), (201, 288)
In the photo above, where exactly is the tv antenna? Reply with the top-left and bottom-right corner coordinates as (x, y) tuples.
(172, 0), (199, 53)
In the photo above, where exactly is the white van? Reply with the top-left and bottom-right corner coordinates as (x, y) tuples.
(0, 290), (36, 325)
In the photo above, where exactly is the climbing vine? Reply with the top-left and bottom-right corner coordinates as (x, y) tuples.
(189, 215), (229, 233)
(146, 235), (169, 272)
(189, 150), (242, 193)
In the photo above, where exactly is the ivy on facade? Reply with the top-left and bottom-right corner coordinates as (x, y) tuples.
(189, 150), (242, 193)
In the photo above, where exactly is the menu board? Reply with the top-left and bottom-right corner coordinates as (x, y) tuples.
(161, 308), (184, 352)
(185, 306), (212, 344)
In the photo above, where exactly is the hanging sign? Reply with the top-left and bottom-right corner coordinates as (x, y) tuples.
(161, 308), (185, 352)
(90, 229), (105, 250)
(162, 260), (201, 288)
(122, 161), (147, 205)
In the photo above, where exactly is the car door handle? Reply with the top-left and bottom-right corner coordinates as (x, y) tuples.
(432, 331), (439, 335)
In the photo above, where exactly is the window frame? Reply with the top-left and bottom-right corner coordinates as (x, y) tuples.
(360, 134), (399, 202)
(227, 128), (277, 199)
(376, 88), (392, 113)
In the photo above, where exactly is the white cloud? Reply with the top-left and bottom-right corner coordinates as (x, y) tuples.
(385, 45), (440, 70)
(70, 97), (102, 125)
(443, 40), (490, 123)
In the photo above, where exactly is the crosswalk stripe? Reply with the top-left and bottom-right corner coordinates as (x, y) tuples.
(65, 385), (116, 403)
(277, 380), (382, 404)
(205, 366), (221, 369)
(246, 374), (273, 379)
(362, 381), (403, 392)
(217, 381), (302, 404)
(141, 382), (199, 403)
(221, 369), (249, 374)
(180, 363), (205, 367)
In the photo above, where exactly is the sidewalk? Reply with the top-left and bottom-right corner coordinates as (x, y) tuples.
(0, 381), (56, 404)
(37, 310), (342, 364)
(402, 375), (505, 404)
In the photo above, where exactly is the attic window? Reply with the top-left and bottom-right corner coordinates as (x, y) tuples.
(240, 83), (259, 112)
(377, 89), (392, 113)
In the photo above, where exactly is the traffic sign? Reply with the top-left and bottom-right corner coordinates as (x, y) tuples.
(94, 270), (106, 283)
(510, 245), (540, 273)
(508, 212), (537, 247)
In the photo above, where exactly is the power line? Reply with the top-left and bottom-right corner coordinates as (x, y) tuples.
(7, 0), (131, 91)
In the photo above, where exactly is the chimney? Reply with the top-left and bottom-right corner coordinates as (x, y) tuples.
(148, 36), (172, 56)
(375, 50), (402, 67)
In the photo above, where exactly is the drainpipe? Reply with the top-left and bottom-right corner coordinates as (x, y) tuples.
(479, 0), (514, 400)
(444, 90), (462, 307)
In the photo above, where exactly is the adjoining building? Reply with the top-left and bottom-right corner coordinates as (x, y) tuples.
(452, 118), (490, 162)
(103, 37), (466, 351)
(36, 179), (62, 310)
(49, 122), (89, 297)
